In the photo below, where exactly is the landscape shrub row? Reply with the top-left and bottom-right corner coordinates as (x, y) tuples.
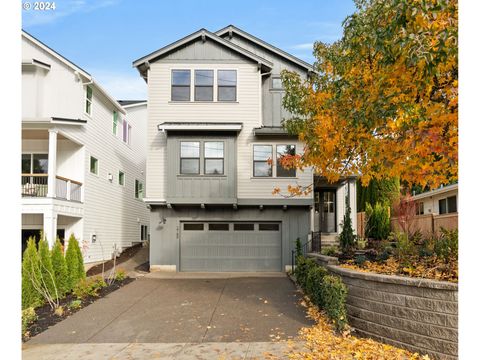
(294, 252), (348, 331)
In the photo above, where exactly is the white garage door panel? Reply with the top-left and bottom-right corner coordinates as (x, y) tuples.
(180, 222), (282, 272)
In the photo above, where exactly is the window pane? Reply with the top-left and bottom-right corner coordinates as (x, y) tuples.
(194, 86), (213, 101)
(181, 142), (200, 157)
(234, 223), (254, 231)
(85, 100), (91, 114)
(205, 159), (223, 175)
(184, 223), (204, 231)
(254, 162), (272, 177)
(218, 86), (236, 101)
(180, 159), (199, 174)
(172, 86), (190, 101)
(22, 154), (31, 173)
(195, 70), (213, 86)
(254, 145), (272, 160)
(439, 199), (447, 214)
(218, 70), (236, 86)
(119, 171), (125, 185)
(33, 154), (48, 174)
(447, 196), (457, 213)
(90, 157), (98, 174)
(259, 223), (279, 231)
(208, 223), (229, 231)
(277, 144), (296, 177)
(172, 70), (191, 85)
(86, 86), (92, 100)
(204, 142), (224, 158)
(272, 78), (283, 89)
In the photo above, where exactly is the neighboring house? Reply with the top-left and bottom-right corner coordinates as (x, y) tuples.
(133, 25), (356, 272)
(391, 183), (458, 236)
(21, 31), (149, 263)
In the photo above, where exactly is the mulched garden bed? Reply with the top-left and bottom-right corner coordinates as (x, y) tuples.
(86, 243), (143, 276)
(23, 277), (135, 342)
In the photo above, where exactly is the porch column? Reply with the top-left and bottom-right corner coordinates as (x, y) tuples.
(43, 212), (57, 248)
(47, 128), (58, 198)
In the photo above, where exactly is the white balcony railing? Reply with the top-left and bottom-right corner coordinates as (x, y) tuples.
(22, 174), (82, 202)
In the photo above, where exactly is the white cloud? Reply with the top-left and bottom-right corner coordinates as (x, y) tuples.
(90, 69), (147, 100)
(290, 43), (314, 50)
(22, 0), (120, 27)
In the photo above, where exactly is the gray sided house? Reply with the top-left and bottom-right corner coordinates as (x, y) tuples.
(134, 25), (357, 272)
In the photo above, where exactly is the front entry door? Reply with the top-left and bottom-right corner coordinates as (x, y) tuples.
(320, 190), (336, 233)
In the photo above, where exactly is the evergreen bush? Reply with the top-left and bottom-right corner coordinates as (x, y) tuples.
(38, 238), (57, 300)
(65, 235), (81, 289)
(22, 237), (42, 309)
(339, 195), (356, 254)
(320, 275), (348, 331)
(305, 265), (329, 306)
(51, 239), (69, 296)
(365, 202), (391, 240)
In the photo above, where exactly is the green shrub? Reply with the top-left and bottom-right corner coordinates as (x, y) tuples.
(73, 276), (107, 299)
(339, 195), (356, 254)
(354, 254), (367, 266)
(295, 238), (303, 259)
(321, 275), (348, 331)
(22, 237), (42, 309)
(38, 238), (57, 299)
(295, 256), (317, 288)
(22, 307), (37, 333)
(321, 246), (339, 257)
(114, 269), (126, 282)
(51, 239), (69, 296)
(68, 299), (82, 310)
(392, 232), (416, 266)
(434, 228), (458, 261)
(305, 265), (329, 306)
(65, 235), (85, 289)
(365, 202), (391, 240)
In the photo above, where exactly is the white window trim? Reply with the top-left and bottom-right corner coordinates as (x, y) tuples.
(252, 143), (298, 178)
(89, 156), (99, 176)
(118, 170), (125, 186)
(85, 85), (93, 117)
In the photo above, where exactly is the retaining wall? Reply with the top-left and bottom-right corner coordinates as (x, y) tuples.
(309, 254), (458, 360)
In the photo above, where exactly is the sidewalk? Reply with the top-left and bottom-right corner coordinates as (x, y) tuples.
(23, 341), (304, 359)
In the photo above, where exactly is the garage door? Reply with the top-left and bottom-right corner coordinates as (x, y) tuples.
(180, 222), (282, 272)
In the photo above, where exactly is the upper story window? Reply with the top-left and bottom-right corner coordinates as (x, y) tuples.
(271, 77), (283, 90)
(204, 141), (224, 175)
(218, 70), (237, 101)
(22, 154), (48, 174)
(113, 111), (118, 135)
(135, 179), (144, 199)
(180, 141), (200, 174)
(439, 195), (457, 214)
(276, 145), (296, 177)
(118, 171), (125, 186)
(85, 85), (93, 115)
(194, 70), (214, 101)
(122, 120), (132, 145)
(90, 156), (98, 175)
(171, 70), (191, 101)
(253, 145), (272, 177)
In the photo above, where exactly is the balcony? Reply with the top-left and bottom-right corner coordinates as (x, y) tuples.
(21, 174), (83, 202)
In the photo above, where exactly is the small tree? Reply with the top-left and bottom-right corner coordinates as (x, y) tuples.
(38, 238), (56, 297)
(339, 195), (356, 255)
(65, 235), (81, 289)
(51, 239), (68, 296)
(22, 237), (42, 309)
(392, 195), (417, 239)
(365, 202), (391, 241)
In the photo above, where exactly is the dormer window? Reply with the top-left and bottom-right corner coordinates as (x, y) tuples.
(218, 70), (237, 101)
(194, 70), (214, 101)
(171, 70), (191, 101)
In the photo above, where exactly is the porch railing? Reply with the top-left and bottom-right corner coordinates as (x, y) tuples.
(55, 176), (83, 202)
(291, 231), (322, 273)
(21, 174), (48, 197)
(21, 174), (82, 202)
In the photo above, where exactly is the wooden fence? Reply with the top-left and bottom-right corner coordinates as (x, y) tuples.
(357, 212), (458, 238)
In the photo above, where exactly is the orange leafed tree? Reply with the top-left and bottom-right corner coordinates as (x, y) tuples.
(280, 0), (458, 190)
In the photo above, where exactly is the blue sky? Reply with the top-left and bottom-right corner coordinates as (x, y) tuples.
(22, 0), (356, 100)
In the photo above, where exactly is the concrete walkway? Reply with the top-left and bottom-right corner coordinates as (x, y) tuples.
(23, 341), (305, 359)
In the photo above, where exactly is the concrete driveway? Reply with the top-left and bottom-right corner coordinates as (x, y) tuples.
(24, 275), (312, 359)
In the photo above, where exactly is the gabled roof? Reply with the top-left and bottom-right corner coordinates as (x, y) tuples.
(132, 28), (273, 78)
(215, 25), (314, 72)
(22, 30), (126, 114)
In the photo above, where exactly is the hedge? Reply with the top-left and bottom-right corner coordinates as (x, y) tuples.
(295, 255), (348, 331)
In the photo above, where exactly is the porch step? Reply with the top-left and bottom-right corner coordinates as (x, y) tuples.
(320, 234), (339, 247)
